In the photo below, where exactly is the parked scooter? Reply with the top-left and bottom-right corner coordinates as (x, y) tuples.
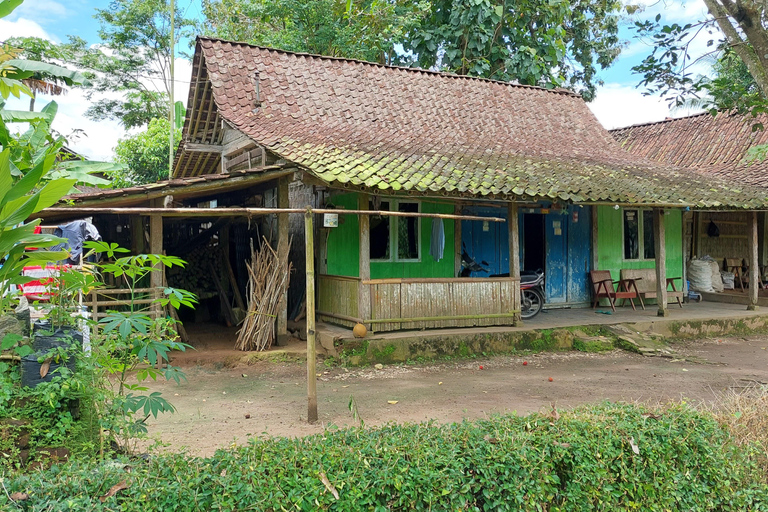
(520, 270), (545, 319)
(461, 243), (545, 319)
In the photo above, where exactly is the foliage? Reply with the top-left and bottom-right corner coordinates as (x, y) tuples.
(112, 117), (182, 186)
(632, 2), (768, 118)
(60, 0), (194, 129)
(401, 0), (627, 100)
(199, 0), (428, 65)
(2, 402), (768, 509)
(81, 240), (195, 450)
(200, 0), (628, 99)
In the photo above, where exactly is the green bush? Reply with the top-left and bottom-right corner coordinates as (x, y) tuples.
(2, 403), (768, 511)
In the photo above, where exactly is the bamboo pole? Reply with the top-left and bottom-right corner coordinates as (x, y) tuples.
(38, 207), (506, 222)
(749, 211), (760, 311)
(305, 208), (318, 424)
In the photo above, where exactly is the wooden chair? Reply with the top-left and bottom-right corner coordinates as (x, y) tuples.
(725, 258), (746, 292)
(589, 270), (639, 312)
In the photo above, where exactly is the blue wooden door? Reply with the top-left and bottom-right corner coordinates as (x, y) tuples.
(545, 212), (568, 303)
(567, 205), (591, 303)
(461, 207), (508, 276)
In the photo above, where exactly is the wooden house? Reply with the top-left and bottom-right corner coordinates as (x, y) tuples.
(41, 38), (768, 337)
(613, 113), (768, 280)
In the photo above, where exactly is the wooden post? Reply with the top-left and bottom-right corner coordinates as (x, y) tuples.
(454, 203), (462, 277)
(591, 205), (599, 270)
(276, 176), (290, 345)
(358, 194), (371, 325)
(653, 208), (668, 317)
(149, 214), (164, 318)
(749, 211), (759, 311)
(508, 203), (521, 324)
(305, 208), (318, 423)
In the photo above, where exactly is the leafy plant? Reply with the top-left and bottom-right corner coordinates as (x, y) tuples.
(82, 240), (196, 452)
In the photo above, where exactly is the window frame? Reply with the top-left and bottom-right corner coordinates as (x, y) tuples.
(369, 199), (421, 263)
(622, 208), (657, 262)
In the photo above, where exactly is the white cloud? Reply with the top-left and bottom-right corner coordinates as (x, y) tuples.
(588, 83), (704, 130)
(0, 17), (55, 41)
(10, 0), (70, 23)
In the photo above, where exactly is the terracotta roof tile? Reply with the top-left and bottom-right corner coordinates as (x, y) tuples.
(611, 112), (768, 188)
(182, 37), (768, 208)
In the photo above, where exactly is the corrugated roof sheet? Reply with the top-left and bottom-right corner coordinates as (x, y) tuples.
(178, 37), (768, 208)
(611, 112), (768, 189)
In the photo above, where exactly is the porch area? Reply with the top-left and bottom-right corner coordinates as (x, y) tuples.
(317, 301), (768, 364)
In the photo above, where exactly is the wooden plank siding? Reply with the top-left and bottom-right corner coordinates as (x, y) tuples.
(320, 275), (520, 332)
(317, 275), (360, 327)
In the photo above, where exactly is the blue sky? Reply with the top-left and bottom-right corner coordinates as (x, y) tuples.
(2, 0), (712, 161)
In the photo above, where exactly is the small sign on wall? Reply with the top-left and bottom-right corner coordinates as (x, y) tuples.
(553, 220), (562, 236)
(323, 213), (339, 228)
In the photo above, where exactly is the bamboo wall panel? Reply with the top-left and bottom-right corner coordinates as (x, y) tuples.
(697, 211), (750, 267)
(370, 283), (401, 332)
(317, 275), (359, 327)
(375, 278), (519, 331)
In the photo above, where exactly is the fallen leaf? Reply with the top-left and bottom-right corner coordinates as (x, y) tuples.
(553, 441), (571, 448)
(550, 404), (560, 421)
(39, 358), (52, 378)
(629, 437), (640, 455)
(682, 368), (688, 372)
(642, 413), (661, 420)
(316, 373), (322, 377)
(438, 382), (443, 385)
(320, 472), (339, 500)
(483, 435), (499, 444)
(9, 492), (28, 501)
(99, 480), (130, 502)
(342, 385), (349, 388)
(387, 400), (398, 405)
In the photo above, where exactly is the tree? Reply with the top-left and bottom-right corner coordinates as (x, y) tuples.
(65, 0), (194, 129)
(113, 117), (181, 186)
(200, 0), (628, 100)
(400, 0), (627, 99)
(633, 1), (768, 116)
(199, 0), (428, 65)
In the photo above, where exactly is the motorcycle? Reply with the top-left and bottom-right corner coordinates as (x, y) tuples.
(520, 270), (545, 319)
(460, 245), (545, 319)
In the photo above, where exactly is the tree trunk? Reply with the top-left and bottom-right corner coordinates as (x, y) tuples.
(703, 0), (768, 97)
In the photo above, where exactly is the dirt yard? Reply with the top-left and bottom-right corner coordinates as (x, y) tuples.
(142, 332), (768, 457)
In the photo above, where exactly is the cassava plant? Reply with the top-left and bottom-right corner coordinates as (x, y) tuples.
(82, 240), (196, 452)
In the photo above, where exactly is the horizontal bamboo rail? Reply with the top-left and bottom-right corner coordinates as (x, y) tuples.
(365, 311), (521, 324)
(316, 310), (365, 324)
(38, 207), (506, 223)
(362, 276), (519, 285)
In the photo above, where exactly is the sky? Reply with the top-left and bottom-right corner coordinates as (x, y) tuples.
(2, 0), (716, 162)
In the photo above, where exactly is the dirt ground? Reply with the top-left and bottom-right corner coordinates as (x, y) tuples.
(142, 330), (768, 457)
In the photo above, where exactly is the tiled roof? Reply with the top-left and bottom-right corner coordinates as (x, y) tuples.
(611, 112), (768, 188)
(62, 165), (288, 206)
(181, 37), (768, 208)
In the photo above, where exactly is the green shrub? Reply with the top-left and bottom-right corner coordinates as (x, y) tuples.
(2, 403), (768, 511)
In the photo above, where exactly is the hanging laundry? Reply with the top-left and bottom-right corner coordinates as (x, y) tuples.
(429, 217), (445, 261)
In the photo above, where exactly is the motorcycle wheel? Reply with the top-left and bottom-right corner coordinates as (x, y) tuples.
(520, 288), (544, 319)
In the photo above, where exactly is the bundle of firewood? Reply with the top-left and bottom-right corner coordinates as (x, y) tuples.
(166, 243), (221, 297)
(235, 238), (291, 351)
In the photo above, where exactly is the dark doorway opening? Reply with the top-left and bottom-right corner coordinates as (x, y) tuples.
(523, 214), (545, 272)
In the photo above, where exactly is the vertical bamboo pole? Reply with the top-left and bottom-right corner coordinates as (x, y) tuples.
(508, 203), (521, 325)
(276, 176), (290, 345)
(454, 203), (462, 277)
(305, 208), (318, 423)
(749, 211), (759, 311)
(358, 194), (371, 325)
(653, 208), (668, 317)
(168, 0), (175, 179)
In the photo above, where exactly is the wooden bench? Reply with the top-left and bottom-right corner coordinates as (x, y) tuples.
(589, 270), (639, 311)
(619, 268), (684, 309)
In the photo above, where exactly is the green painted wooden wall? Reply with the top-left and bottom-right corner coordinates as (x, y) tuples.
(325, 193), (455, 279)
(596, 206), (684, 282)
